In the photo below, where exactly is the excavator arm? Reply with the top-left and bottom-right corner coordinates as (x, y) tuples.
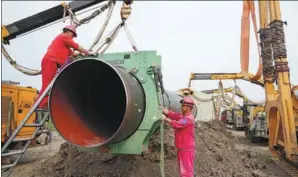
(1, 1), (109, 44)
(189, 72), (265, 87)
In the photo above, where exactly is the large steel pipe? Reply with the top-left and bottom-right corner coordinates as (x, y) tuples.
(49, 58), (193, 148)
(49, 58), (146, 148)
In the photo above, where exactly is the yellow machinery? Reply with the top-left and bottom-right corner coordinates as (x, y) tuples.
(242, 103), (267, 142)
(1, 81), (38, 144)
(221, 109), (233, 123)
(189, 72), (264, 88)
(1, 81), (50, 158)
(189, 1), (298, 165)
(202, 86), (261, 130)
(1, 1), (133, 176)
(221, 108), (244, 131)
(1, 0), (298, 172)
(258, 1), (298, 163)
(232, 108), (244, 130)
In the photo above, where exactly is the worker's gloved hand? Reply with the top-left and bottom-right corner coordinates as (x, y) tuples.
(161, 107), (169, 115)
(87, 51), (98, 56)
(160, 115), (171, 123)
(72, 51), (81, 57)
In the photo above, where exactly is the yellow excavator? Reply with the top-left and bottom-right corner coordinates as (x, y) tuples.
(189, 1), (298, 166)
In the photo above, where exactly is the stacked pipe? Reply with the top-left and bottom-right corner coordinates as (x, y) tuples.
(49, 58), (197, 148)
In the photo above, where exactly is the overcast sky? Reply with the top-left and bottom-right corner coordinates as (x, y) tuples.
(2, 1), (298, 102)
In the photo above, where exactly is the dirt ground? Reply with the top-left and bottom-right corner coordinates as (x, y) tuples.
(226, 128), (291, 177)
(10, 121), (291, 177)
(10, 132), (65, 177)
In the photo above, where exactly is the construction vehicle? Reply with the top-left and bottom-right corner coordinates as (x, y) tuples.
(221, 109), (230, 122)
(1, 81), (51, 162)
(242, 103), (268, 142)
(202, 84), (269, 140)
(188, 0), (298, 167)
(1, 81), (52, 144)
(2, 0), (298, 175)
(220, 107), (244, 130)
(221, 109), (233, 124)
(231, 108), (244, 130)
(202, 86), (259, 130)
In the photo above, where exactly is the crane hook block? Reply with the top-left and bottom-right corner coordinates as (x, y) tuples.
(123, 0), (133, 5)
(61, 1), (69, 8)
(121, 3), (132, 20)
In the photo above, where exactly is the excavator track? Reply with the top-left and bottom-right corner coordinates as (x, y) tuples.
(271, 151), (298, 177)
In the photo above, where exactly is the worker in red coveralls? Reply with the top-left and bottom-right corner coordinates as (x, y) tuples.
(37, 25), (96, 109)
(161, 97), (195, 177)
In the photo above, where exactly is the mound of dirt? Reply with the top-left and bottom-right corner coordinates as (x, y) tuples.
(31, 120), (268, 177)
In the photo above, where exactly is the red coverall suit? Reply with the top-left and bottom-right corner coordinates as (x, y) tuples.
(37, 33), (79, 109)
(167, 110), (195, 177)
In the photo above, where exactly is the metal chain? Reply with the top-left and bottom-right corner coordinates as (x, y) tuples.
(78, 2), (112, 27)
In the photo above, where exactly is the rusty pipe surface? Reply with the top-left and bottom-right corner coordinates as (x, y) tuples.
(49, 58), (197, 148)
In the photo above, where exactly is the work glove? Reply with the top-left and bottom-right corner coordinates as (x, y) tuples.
(160, 106), (169, 115)
(87, 51), (98, 56)
(160, 115), (171, 123)
(72, 51), (81, 57)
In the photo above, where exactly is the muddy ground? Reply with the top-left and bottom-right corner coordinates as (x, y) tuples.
(11, 121), (291, 177)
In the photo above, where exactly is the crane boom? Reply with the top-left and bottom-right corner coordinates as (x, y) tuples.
(189, 72), (264, 87)
(1, 1), (106, 44)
